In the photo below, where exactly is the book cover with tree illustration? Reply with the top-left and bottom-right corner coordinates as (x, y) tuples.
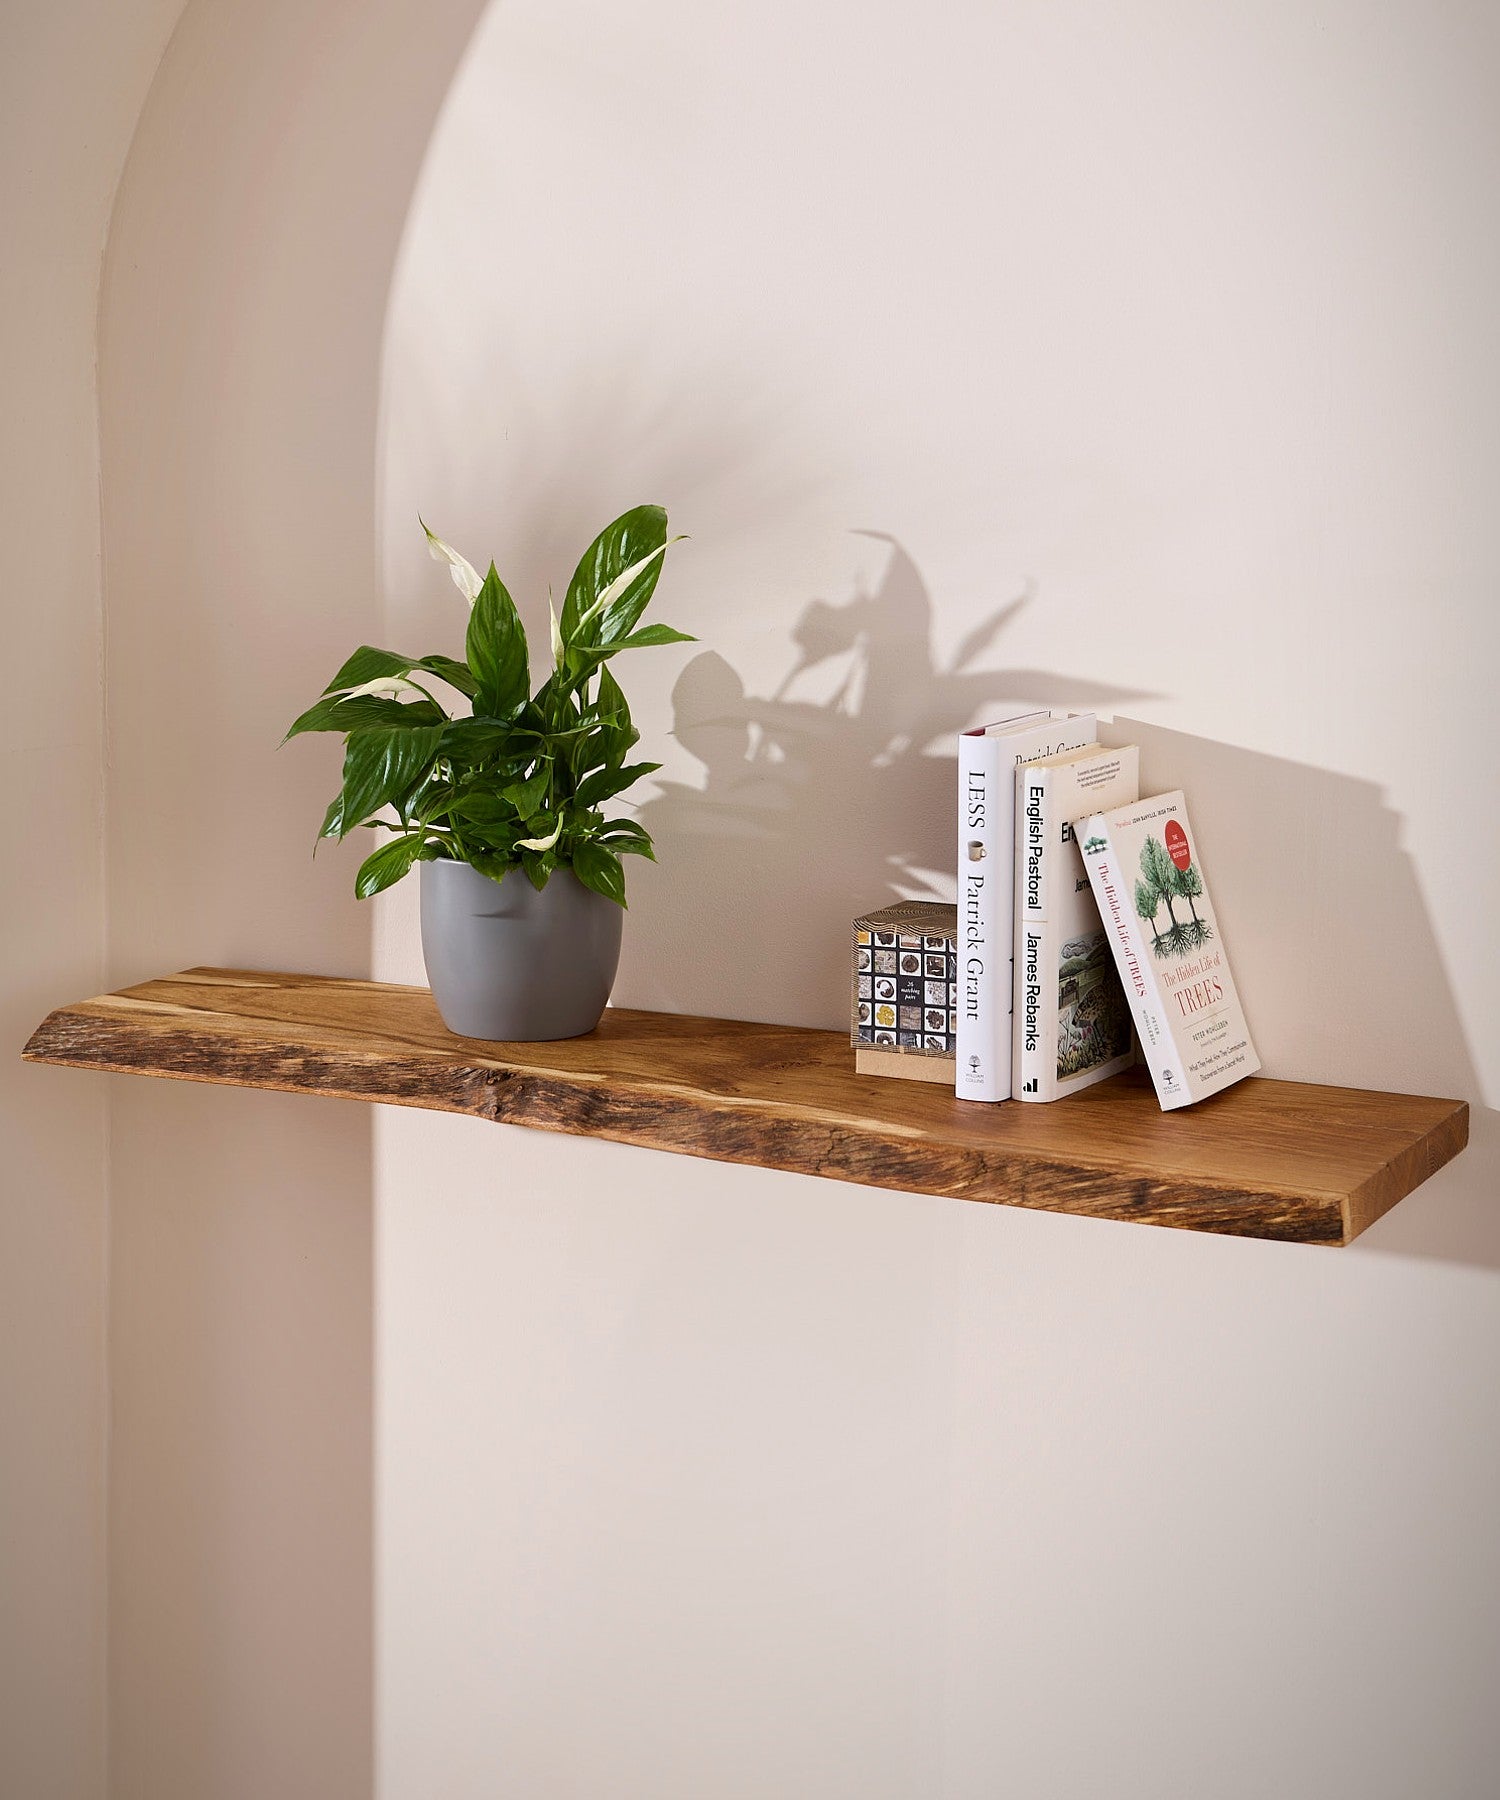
(1013, 743), (1140, 1102)
(1077, 791), (1260, 1110)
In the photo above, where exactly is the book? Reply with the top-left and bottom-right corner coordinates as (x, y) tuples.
(852, 901), (958, 1084)
(1013, 742), (1140, 1102)
(1076, 791), (1260, 1110)
(956, 711), (1097, 1102)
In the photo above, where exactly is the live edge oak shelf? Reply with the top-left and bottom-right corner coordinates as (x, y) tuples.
(24, 969), (1468, 1247)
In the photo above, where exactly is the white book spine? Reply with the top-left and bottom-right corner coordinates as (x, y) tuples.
(1013, 745), (1139, 1103)
(956, 734), (1006, 1101)
(957, 715), (1099, 1103)
(1013, 764), (1056, 1100)
(1077, 820), (1188, 1110)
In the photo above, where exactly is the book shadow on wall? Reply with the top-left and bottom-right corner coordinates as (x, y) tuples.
(620, 538), (1495, 1274)
(1103, 718), (1495, 1273)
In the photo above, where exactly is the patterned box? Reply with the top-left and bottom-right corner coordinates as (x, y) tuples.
(852, 900), (958, 1085)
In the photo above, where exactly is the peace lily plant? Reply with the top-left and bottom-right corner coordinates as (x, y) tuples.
(286, 506), (691, 907)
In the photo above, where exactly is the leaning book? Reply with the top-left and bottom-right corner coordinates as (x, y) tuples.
(1076, 791), (1260, 1110)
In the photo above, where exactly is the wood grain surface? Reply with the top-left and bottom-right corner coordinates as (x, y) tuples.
(23, 968), (1469, 1245)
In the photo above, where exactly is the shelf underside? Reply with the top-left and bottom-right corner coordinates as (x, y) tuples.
(23, 968), (1468, 1245)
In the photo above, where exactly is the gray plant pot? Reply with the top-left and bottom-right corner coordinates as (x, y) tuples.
(419, 859), (623, 1042)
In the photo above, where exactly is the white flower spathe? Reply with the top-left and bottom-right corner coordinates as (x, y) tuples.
(337, 674), (427, 701)
(420, 517), (483, 605)
(548, 588), (564, 670)
(573, 539), (682, 634)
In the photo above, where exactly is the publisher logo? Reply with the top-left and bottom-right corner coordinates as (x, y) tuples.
(1165, 820), (1190, 872)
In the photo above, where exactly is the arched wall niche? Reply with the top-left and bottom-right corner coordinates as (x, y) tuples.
(98, 2), (490, 1793)
(95, 2), (1500, 1796)
(4, 7), (190, 1793)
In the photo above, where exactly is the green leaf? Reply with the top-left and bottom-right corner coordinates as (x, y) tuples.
(337, 695), (445, 730)
(412, 781), (460, 824)
(597, 541), (685, 643)
(577, 543), (669, 636)
(573, 760), (660, 810)
(452, 814), (520, 859)
(571, 840), (627, 907)
(502, 764), (551, 816)
(466, 565), (529, 718)
(612, 623), (695, 651)
(288, 695), (349, 739)
(338, 725), (446, 836)
(507, 717), (596, 746)
(413, 654), (480, 699)
(354, 833), (426, 898)
(519, 851), (552, 892)
(560, 505), (667, 650)
(602, 720), (641, 770)
(562, 624), (694, 691)
(594, 664), (628, 721)
(591, 666), (639, 768)
(597, 819), (655, 859)
(439, 718), (524, 765)
(556, 645), (611, 688)
(468, 849), (514, 883)
(286, 694), (446, 740)
(453, 793), (519, 831)
(322, 646), (418, 695)
(318, 792), (346, 841)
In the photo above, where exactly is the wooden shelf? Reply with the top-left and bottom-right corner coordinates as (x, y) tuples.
(23, 968), (1467, 1245)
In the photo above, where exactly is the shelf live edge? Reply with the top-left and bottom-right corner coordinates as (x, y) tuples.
(22, 968), (1469, 1246)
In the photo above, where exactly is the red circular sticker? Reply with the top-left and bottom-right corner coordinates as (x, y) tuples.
(1165, 819), (1191, 872)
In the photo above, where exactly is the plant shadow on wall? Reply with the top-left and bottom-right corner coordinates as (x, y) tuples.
(626, 533), (1144, 1029)
(620, 537), (1496, 1276)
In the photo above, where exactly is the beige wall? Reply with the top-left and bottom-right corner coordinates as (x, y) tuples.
(8, 0), (1496, 1795)
(372, 3), (1500, 1796)
(2, 5), (182, 1796)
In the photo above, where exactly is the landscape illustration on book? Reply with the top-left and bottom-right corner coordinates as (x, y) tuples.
(1056, 929), (1132, 1080)
(1013, 741), (1139, 1102)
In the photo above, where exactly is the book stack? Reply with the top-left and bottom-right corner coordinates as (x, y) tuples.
(947, 718), (1257, 1113)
